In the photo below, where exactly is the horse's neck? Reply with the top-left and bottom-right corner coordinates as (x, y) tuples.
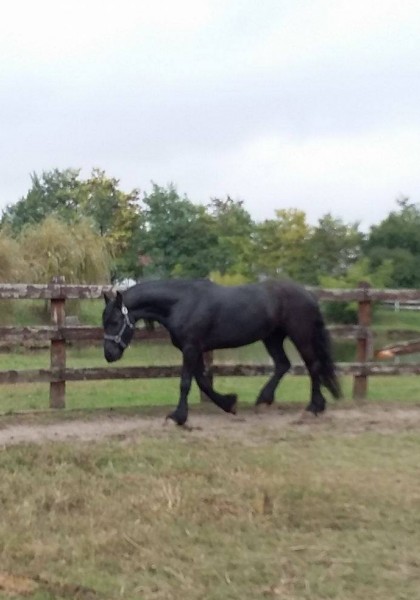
(124, 283), (178, 325)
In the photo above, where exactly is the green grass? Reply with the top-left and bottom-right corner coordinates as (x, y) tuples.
(0, 299), (104, 327)
(1, 427), (420, 599)
(374, 306), (420, 332)
(0, 340), (419, 414)
(1, 375), (419, 415)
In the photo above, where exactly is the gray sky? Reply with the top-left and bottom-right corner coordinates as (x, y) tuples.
(1, 0), (419, 229)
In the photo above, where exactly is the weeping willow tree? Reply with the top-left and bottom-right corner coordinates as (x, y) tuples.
(0, 217), (109, 323)
(19, 215), (110, 284)
(0, 229), (30, 323)
(18, 216), (111, 321)
(0, 229), (29, 282)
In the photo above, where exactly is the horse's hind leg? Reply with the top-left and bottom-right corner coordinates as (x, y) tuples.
(256, 332), (290, 407)
(194, 356), (237, 414)
(294, 342), (326, 415)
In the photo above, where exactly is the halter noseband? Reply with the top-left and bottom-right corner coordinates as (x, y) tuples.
(104, 304), (135, 350)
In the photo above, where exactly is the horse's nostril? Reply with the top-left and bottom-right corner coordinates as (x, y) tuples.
(104, 348), (114, 363)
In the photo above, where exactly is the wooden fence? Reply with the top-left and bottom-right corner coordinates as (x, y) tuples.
(1, 280), (420, 409)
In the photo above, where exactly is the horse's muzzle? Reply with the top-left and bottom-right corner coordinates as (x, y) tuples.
(104, 344), (123, 363)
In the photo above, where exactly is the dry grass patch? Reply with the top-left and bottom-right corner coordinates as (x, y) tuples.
(1, 427), (420, 599)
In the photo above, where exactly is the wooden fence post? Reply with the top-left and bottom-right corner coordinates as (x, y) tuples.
(50, 276), (66, 408)
(352, 281), (372, 400)
(200, 351), (214, 403)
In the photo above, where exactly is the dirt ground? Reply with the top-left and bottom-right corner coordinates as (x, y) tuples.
(1, 403), (420, 447)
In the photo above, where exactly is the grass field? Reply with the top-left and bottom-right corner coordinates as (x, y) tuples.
(1, 411), (420, 600)
(0, 300), (419, 414)
(0, 338), (420, 414)
(1, 307), (420, 598)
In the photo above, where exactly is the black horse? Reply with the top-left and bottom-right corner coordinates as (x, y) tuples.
(102, 278), (341, 425)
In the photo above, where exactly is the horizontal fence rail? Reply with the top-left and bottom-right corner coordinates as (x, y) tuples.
(2, 363), (420, 386)
(0, 280), (419, 408)
(2, 282), (420, 301)
(0, 324), (368, 345)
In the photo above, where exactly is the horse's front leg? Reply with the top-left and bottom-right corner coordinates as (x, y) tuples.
(166, 345), (197, 426)
(194, 355), (237, 414)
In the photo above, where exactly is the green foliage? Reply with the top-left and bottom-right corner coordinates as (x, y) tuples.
(305, 213), (364, 284)
(1, 168), (142, 281)
(139, 184), (219, 278)
(207, 197), (255, 278)
(365, 197), (420, 287)
(255, 208), (312, 280)
(0, 230), (31, 322)
(139, 192), (256, 280)
(19, 215), (110, 283)
(0, 228), (29, 282)
(2, 169), (81, 233)
(320, 257), (394, 323)
(209, 271), (251, 285)
(3, 169), (420, 288)
(78, 169), (143, 279)
(253, 211), (363, 285)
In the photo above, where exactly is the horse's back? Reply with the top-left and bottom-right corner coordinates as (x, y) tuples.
(194, 279), (318, 325)
(187, 280), (306, 348)
(139, 278), (321, 350)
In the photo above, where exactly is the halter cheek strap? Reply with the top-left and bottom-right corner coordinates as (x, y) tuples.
(104, 304), (135, 349)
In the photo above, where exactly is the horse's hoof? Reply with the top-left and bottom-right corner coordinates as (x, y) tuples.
(305, 404), (324, 417)
(226, 394), (237, 414)
(165, 411), (188, 426)
(255, 396), (273, 406)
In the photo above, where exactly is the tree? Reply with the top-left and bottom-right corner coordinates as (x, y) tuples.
(365, 197), (420, 288)
(1, 168), (143, 281)
(254, 209), (312, 280)
(2, 169), (81, 233)
(78, 168), (121, 237)
(78, 169), (143, 280)
(0, 228), (29, 282)
(304, 214), (364, 284)
(139, 184), (218, 278)
(19, 215), (110, 284)
(207, 196), (255, 278)
(319, 257), (394, 323)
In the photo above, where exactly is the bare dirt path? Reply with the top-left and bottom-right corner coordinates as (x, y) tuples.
(1, 404), (420, 447)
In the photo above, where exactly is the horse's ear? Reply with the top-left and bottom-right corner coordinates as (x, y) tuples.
(115, 291), (123, 308)
(103, 292), (112, 305)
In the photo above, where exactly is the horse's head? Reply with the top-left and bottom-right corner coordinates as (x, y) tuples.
(102, 291), (135, 363)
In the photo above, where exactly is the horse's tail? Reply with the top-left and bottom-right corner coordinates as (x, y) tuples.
(313, 313), (342, 399)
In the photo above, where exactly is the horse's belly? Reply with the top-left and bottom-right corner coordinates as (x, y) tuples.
(206, 320), (273, 350)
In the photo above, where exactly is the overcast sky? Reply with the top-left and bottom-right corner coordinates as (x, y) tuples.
(1, 0), (419, 230)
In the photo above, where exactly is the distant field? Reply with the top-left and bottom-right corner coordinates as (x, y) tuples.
(374, 305), (420, 332)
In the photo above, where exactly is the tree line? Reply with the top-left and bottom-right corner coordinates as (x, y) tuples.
(1, 168), (420, 295)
